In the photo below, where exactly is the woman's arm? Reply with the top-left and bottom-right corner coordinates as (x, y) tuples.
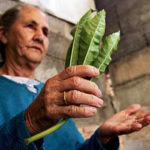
(77, 104), (150, 150)
(0, 111), (43, 150)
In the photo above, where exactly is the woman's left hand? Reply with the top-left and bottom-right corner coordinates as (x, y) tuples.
(98, 104), (150, 144)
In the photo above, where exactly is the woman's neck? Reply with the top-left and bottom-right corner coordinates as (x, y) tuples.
(0, 61), (36, 79)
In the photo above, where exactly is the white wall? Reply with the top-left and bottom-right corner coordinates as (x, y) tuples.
(20, 0), (96, 24)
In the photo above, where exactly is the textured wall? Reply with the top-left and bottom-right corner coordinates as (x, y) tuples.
(96, 0), (150, 62)
(96, 0), (150, 149)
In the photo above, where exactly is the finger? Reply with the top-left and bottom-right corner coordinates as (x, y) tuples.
(137, 114), (150, 127)
(145, 114), (150, 122)
(130, 123), (142, 132)
(59, 76), (102, 97)
(62, 105), (97, 118)
(126, 118), (142, 132)
(56, 65), (99, 80)
(65, 90), (103, 107)
(115, 120), (142, 135)
(42, 90), (65, 106)
(46, 105), (97, 120)
(144, 114), (150, 125)
(125, 104), (141, 115)
(136, 109), (147, 119)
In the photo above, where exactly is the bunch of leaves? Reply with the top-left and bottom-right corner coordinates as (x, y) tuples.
(65, 9), (120, 81)
(24, 9), (120, 145)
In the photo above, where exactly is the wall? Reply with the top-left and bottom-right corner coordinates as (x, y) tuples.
(95, 0), (150, 149)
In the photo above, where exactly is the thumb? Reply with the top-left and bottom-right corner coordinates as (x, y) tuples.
(125, 104), (141, 115)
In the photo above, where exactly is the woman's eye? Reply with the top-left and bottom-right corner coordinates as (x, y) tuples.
(43, 28), (49, 37)
(43, 30), (48, 37)
(26, 24), (34, 29)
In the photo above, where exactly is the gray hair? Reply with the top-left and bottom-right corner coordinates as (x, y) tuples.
(0, 3), (44, 66)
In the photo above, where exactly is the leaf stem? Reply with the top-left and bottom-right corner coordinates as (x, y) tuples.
(24, 119), (69, 145)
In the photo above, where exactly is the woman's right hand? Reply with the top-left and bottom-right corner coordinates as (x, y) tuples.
(25, 65), (103, 135)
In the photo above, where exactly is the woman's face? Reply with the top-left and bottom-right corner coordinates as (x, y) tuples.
(4, 6), (49, 64)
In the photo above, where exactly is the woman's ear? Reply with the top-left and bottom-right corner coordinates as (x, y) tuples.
(0, 26), (8, 44)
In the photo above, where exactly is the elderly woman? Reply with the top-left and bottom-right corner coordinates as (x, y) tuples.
(0, 3), (150, 150)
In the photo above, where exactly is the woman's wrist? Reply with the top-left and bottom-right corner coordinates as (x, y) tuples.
(25, 108), (38, 135)
(98, 126), (117, 145)
(25, 104), (59, 135)
(98, 131), (113, 145)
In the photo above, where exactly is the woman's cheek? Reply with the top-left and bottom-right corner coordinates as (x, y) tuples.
(17, 44), (27, 56)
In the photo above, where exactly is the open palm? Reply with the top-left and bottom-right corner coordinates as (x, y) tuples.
(99, 104), (150, 140)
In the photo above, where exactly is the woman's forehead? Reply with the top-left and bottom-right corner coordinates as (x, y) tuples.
(17, 6), (49, 28)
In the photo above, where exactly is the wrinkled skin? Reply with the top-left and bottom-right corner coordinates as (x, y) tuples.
(99, 104), (150, 144)
(5, 7), (49, 63)
(26, 64), (150, 145)
(0, 6), (49, 77)
(0, 6), (150, 146)
(25, 65), (103, 134)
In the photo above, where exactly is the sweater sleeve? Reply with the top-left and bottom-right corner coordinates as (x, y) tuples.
(78, 129), (120, 150)
(0, 111), (44, 150)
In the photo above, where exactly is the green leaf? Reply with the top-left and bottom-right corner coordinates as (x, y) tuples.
(67, 9), (93, 67)
(78, 10), (106, 65)
(65, 42), (73, 68)
(91, 31), (120, 82)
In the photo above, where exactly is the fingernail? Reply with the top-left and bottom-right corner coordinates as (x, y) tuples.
(99, 91), (102, 97)
(93, 68), (99, 75)
(98, 99), (103, 107)
(146, 116), (150, 122)
(88, 107), (97, 114)
(135, 124), (142, 129)
(96, 90), (102, 98)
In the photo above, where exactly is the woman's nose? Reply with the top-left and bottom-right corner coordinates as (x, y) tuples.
(33, 30), (44, 44)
